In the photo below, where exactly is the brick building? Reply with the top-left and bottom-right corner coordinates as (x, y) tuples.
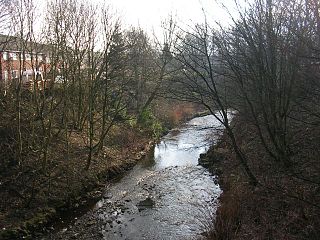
(0, 34), (52, 91)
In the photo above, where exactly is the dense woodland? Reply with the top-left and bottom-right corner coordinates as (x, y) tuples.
(0, 0), (320, 239)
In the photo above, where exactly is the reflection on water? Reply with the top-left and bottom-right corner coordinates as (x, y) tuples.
(95, 114), (228, 240)
(50, 114), (231, 240)
(153, 115), (224, 169)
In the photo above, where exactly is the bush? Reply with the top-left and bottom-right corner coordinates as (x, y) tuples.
(138, 108), (164, 138)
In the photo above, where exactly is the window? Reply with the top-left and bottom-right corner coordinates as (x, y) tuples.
(2, 52), (8, 60)
(9, 53), (17, 60)
(4, 71), (8, 80)
(12, 70), (18, 79)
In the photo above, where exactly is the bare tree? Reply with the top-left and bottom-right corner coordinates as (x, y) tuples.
(172, 21), (258, 185)
(136, 16), (178, 120)
(216, 0), (309, 166)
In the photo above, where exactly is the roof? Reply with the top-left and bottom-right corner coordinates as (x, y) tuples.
(0, 34), (51, 54)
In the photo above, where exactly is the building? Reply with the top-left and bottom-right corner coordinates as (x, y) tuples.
(0, 34), (52, 91)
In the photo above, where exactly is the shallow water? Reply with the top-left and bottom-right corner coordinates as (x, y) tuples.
(46, 114), (227, 240)
(95, 115), (225, 240)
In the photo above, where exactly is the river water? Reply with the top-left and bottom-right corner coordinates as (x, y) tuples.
(46, 115), (225, 240)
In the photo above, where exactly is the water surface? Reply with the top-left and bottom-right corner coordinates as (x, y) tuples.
(47, 115), (226, 240)
(97, 115), (224, 239)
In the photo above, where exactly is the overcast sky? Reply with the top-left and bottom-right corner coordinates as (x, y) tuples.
(103, 0), (234, 30)
(34, 0), (237, 33)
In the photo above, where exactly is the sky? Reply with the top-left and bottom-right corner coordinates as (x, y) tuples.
(33, 0), (238, 35)
(103, 0), (236, 32)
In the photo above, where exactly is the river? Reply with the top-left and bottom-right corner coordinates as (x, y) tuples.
(45, 115), (225, 240)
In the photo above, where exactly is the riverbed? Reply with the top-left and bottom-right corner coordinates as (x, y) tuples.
(45, 115), (225, 240)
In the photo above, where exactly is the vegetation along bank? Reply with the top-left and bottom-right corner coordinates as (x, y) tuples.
(1, 0), (320, 239)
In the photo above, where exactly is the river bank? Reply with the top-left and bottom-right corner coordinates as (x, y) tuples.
(41, 114), (223, 240)
(0, 102), (206, 240)
(199, 114), (320, 240)
(0, 124), (154, 240)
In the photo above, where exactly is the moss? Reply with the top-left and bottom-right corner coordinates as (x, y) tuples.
(23, 207), (56, 231)
(0, 207), (59, 239)
(48, 198), (65, 209)
(0, 227), (29, 240)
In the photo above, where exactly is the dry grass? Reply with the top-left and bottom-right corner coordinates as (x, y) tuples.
(202, 115), (320, 240)
(208, 186), (244, 240)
